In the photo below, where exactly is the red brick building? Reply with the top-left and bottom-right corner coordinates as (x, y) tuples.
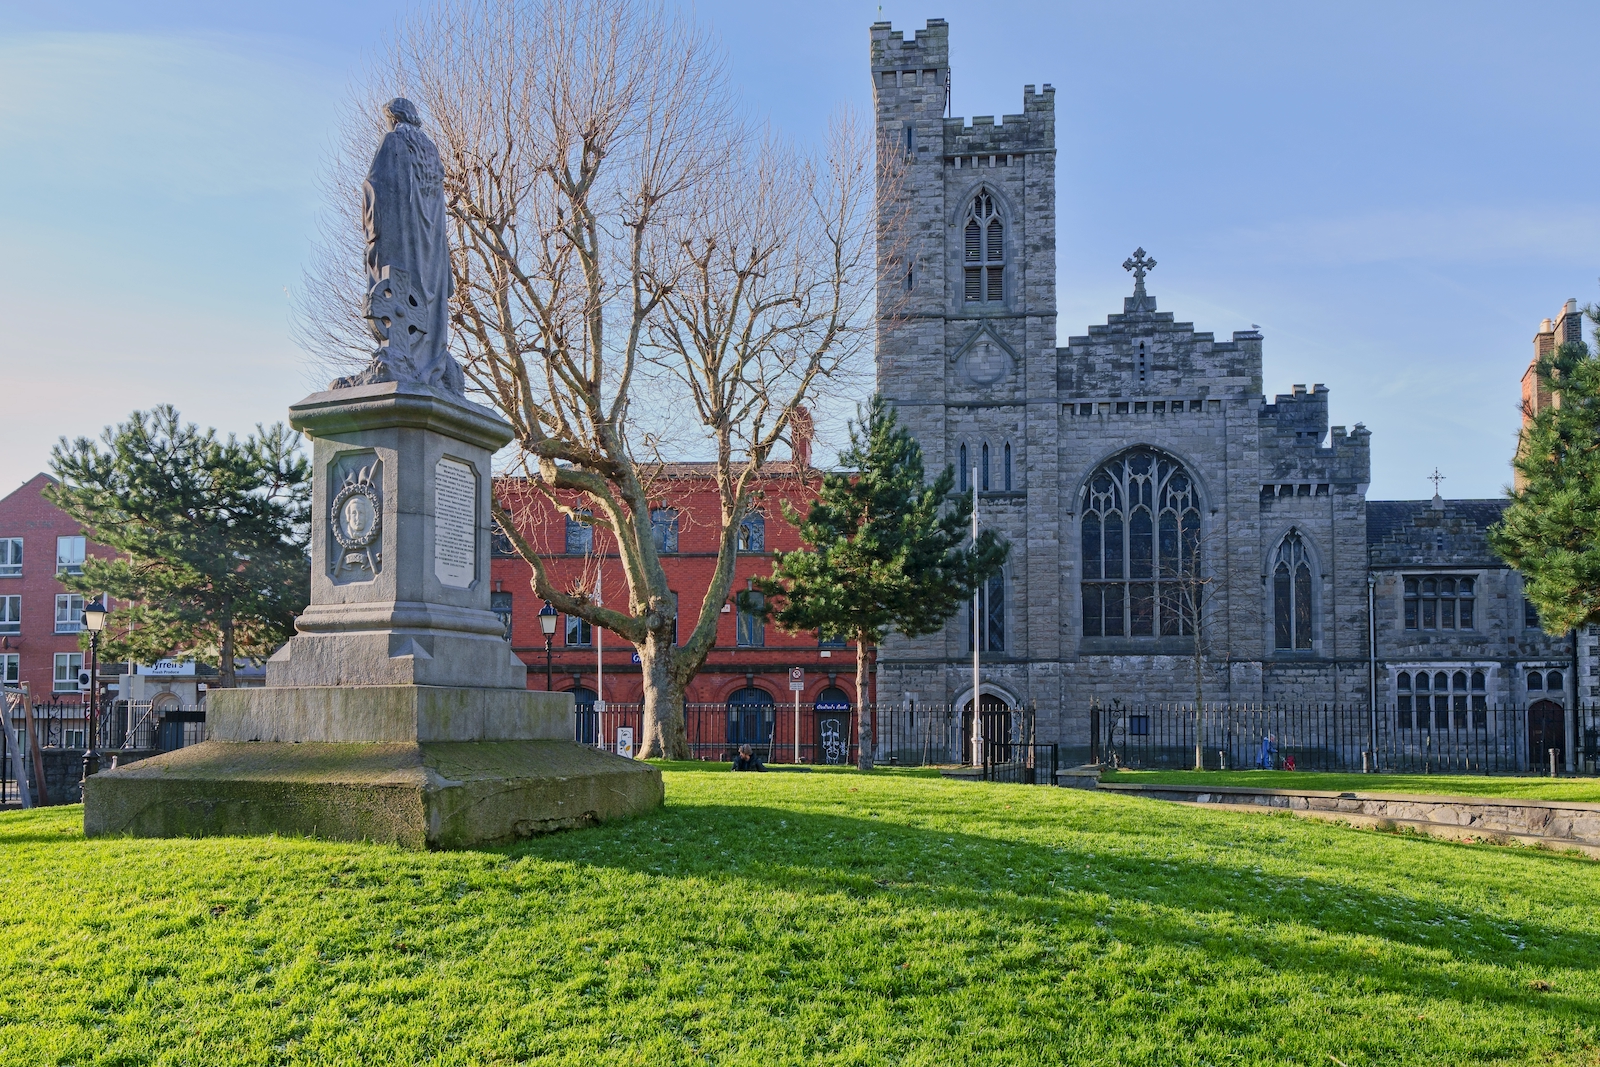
(493, 465), (861, 758)
(0, 474), (115, 726)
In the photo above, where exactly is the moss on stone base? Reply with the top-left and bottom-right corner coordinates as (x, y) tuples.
(82, 740), (662, 849)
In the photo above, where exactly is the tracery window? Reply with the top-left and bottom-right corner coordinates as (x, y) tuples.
(1403, 575), (1474, 630)
(963, 191), (1004, 305)
(1080, 449), (1199, 638)
(1272, 531), (1314, 650)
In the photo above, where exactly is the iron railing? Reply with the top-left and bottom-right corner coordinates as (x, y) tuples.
(572, 700), (1035, 767)
(1091, 701), (1600, 775)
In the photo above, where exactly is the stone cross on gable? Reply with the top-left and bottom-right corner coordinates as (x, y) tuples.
(1428, 468), (1445, 494)
(1122, 247), (1156, 296)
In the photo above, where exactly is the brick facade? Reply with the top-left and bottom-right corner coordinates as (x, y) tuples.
(0, 474), (114, 716)
(490, 466), (859, 711)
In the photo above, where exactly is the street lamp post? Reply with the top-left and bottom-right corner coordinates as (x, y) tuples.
(80, 597), (108, 783)
(539, 601), (559, 691)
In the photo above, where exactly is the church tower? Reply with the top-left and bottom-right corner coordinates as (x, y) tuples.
(871, 19), (1061, 724)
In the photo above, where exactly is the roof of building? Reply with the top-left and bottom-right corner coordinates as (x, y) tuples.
(1367, 499), (1508, 545)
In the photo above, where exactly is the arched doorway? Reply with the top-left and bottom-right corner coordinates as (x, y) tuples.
(1528, 699), (1564, 771)
(570, 686), (598, 745)
(814, 686), (853, 766)
(961, 694), (1011, 765)
(726, 687), (775, 760)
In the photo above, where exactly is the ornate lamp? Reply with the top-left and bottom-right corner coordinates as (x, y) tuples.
(539, 601), (559, 692)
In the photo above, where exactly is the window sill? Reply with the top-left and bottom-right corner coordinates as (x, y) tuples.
(1078, 637), (1196, 656)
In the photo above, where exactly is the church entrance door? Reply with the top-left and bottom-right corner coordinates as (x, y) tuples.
(1528, 700), (1565, 772)
(961, 696), (1010, 766)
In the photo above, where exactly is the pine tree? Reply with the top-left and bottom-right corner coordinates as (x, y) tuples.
(1490, 323), (1600, 633)
(756, 396), (1008, 770)
(47, 406), (311, 686)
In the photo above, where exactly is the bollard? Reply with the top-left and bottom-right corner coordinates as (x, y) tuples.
(1218, 750), (1226, 771)
(1550, 748), (1559, 778)
(1361, 750), (1371, 774)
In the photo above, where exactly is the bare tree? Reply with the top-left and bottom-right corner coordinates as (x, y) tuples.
(298, 0), (894, 757)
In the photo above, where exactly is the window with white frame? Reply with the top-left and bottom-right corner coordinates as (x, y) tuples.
(962, 190), (1004, 305)
(564, 511), (593, 555)
(736, 589), (765, 647)
(737, 512), (765, 553)
(0, 653), (17, 685)
(0, 595), (18, 635)
(54, 652), (83, 693)
(0, 538), (20, 578)
(56, 535), (86, 575)
(55, 593), (84, 634)
(565, 613), (592, 647)
(650, 508), (679, 554)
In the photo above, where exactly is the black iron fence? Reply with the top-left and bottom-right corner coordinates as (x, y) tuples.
(573, 700), (1034, 768)
(2, 691), (207, 806)
(1091, 701), (1600, 775)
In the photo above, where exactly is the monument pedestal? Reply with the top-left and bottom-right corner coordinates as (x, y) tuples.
(83, 382), (661, 848)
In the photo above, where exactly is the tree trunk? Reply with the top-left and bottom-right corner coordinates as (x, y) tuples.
(638, 633), (689, 760)
(856, 631), (873, 772)
(220, 616), (236, 690)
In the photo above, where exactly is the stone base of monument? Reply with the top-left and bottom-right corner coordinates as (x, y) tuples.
(83, 689), (663, 849)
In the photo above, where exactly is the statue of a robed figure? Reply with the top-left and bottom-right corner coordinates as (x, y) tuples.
(84, 98), (659, 849)
(337, 98), (466, 395)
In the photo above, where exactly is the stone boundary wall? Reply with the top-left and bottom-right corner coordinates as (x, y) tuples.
(1098, 781), (1600, 857)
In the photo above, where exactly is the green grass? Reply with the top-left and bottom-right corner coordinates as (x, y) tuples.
(2, 768), (1598, 1065)
(1102, 769), (1600, 802)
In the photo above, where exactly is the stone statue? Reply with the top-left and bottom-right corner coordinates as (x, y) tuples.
(335, 98), (465, 395)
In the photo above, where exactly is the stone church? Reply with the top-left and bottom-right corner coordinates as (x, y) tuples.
(870, 19), (1579, 764)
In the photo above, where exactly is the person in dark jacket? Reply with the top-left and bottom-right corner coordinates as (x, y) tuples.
(732, 744), (766, 772)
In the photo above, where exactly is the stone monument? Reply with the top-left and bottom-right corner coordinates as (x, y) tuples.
(83, 99), (662, 848)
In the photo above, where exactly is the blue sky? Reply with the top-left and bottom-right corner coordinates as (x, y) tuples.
(2, 1), (1596, 500)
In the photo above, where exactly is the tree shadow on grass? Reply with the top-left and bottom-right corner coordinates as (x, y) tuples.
(504, 796), (1600, 1030)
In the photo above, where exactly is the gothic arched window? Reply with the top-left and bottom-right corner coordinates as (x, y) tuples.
(959, 444), (969, 491)
(1080, 449), (1199, 638)
(963, 191), (1004, 305)
(1003, 442), (1013, 491)
(1272, 531), (1314, 650)
(981, 442), (991, 491)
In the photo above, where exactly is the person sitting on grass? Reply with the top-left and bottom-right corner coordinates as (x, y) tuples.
(732, 744), (766, 772)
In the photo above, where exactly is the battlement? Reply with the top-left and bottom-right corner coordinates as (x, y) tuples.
(870, 19), (949, 71)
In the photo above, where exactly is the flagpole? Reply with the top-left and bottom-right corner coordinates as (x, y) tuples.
(594, 570), (604, 749)
(972, 466), (981, 768)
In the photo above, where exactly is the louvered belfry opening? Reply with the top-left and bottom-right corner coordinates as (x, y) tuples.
(963, 191), (1003, 305)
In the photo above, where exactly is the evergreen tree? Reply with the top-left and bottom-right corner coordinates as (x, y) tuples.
(1491, 323), (1600, 633)
(47, 406), (311, 686)
(756, 396), (1008, 770)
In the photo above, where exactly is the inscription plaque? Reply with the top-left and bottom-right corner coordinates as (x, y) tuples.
(434, 456), (477, 588)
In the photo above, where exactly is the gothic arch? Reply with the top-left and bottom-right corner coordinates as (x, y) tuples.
(950, 184), (1012, 309)
(1075, 447), (1206, 640)
(1264, 526), (1321, 652)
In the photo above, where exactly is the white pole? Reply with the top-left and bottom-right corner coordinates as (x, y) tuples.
(794, 689), (801, 764)
(594, 570), (604, 749)
(972, 466), (981, 767)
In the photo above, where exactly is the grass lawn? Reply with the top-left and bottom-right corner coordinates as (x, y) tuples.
(1102, 769), (1600, 802)
(2, 766), (1598, 1065)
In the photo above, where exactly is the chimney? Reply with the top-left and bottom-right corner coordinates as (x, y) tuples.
(790, 406), (815, 471)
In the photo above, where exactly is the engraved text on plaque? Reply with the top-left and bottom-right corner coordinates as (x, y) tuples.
(433, 456), (477, 588)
